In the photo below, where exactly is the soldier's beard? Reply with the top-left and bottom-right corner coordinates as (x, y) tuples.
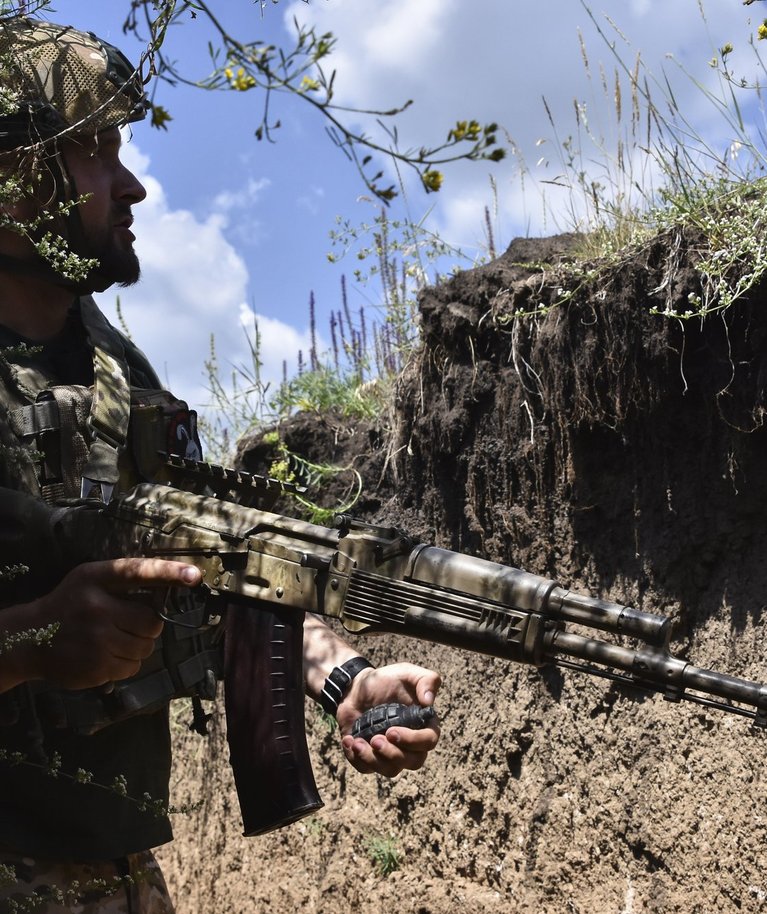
(69, 215), (141, 292)
(93, 239), (141, 289)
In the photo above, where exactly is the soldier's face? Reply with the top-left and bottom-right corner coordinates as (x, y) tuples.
(61, 127), (147, 287)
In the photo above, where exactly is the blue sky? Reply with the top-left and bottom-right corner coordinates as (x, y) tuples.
(46, 1), (766, 426)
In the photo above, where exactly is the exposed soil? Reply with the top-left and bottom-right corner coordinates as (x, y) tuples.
(159, 230), (767, 913)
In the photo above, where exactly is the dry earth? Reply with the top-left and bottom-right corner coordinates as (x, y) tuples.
(159, 231), (767, 914)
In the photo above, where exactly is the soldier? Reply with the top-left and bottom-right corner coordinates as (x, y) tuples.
(0, 18), (440, 913)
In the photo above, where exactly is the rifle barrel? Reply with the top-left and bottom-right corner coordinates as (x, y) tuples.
(551, 630), (767, 718)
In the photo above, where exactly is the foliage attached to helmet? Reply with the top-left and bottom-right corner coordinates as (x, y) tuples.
(0, 17), (148, 150)
(0, 17), (149, 289)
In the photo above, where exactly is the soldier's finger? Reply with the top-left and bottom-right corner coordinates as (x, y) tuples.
(108, 628), (159, 663)
(344, 736), (411, 777)
(92, 558), (202, 590)
(382, 722), (440, 753)
(110, 598), (165, 640)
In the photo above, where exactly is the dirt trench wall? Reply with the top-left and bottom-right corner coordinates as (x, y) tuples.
(160, 233), (767, 914)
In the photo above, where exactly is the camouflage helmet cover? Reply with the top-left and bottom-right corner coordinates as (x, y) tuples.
(0, 17), (148, 149)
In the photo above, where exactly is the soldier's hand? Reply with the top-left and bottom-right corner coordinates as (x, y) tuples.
(336, 662), (441, 777)
(17, 558), (202, 689)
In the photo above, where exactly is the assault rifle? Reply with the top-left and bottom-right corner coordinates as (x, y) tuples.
(54, 457), (767, 836)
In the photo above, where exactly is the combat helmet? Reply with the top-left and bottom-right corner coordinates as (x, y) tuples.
(0, 17), (148, 149)
(0, 17), (149, 291)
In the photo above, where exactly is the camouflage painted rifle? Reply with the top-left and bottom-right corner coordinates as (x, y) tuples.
(55, 458), (767, 835)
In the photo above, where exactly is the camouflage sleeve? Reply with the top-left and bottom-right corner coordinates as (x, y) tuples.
(0, 488), (67, 606)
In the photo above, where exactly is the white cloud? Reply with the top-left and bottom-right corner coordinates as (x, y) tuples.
(296, 185), (326, 216)
(211, 177), (271, 217)
(236, 305), (321, 391)
(94, 140), (308, 434)
(285, 0), (458, 108)
(630, 0), (652, 16)
(357, 0), (454, 75)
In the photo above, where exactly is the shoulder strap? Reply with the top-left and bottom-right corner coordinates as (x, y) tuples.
(78, 297), (132, 502)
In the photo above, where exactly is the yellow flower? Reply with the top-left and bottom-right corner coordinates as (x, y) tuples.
(228, 67), (256, 91)
(450, 120), (468, 142)
(449, 119), (481, 143)
(422, 169), (444, 193)
(299, 76), (321, 93)
(150, 104), (172, 130)
(268, 459), (294, 483)
(758, 20), (767, 40)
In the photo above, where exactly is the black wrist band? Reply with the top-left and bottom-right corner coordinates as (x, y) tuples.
(319, 656), (374, 716)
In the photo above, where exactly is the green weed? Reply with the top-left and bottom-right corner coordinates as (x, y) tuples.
(364, 833), (401, 877)
(316, 708), (338, 735)
(270, 364), (383, 422)
(305, 815), (329, 838)
(267, 438), (363, 524)
(200, 320), (269, 464)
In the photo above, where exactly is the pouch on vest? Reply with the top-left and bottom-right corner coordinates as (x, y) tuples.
(8, 385), (203, 501)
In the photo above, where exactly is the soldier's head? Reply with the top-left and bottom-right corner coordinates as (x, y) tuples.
(0, 17), (149, 292)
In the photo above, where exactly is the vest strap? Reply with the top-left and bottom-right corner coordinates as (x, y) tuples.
(79, 298), (132, 501)
(7, 399), (60, 438)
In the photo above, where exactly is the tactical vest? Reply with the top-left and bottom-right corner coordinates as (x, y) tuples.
(0, 297), (222, 740)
